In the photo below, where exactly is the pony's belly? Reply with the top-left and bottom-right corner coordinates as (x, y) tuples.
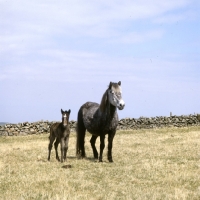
(84, 119), (100, 135)
(84, 118), (117, 135)
(86, 125), (103, 136)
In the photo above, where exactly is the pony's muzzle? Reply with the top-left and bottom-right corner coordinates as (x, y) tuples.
(118, 101), (125, 110)
(118, 105), (125, 110)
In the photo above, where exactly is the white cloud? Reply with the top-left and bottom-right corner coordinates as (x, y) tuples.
(1, 0), (194, 33)
(0, 0), (196, 57)
(111, 29), (164, 44)
(153, 10), (197, 24)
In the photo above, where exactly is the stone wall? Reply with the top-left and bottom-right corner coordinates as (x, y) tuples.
(0, 120), (77, 136)
(0, 114), (200, 136)
(118, 114), (200, 130)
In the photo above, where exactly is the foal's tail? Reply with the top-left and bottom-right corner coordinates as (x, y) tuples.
(76, 107), (86, 157)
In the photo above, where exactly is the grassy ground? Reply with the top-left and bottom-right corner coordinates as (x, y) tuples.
(0, 127), (199, 200)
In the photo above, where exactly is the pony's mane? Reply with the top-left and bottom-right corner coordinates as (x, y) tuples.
(99, 82), (121, 113)
(99, 89), (108, 113)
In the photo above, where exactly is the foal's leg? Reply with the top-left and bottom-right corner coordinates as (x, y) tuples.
(48, 135), (55, 161)
(90, 135), (98, 159)
(60, 138), (65, 162)
(63, 136), (69, 162)
(99, 134), (105, 162)
(54, 138), (60, 161)
(107, 131), (116, 162)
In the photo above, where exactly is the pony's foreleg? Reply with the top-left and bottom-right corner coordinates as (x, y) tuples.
(90, 135), (98, 159)
(54, 138), (60, 162)
(107, 132), (115, 162)
(99, 134), (105, 162)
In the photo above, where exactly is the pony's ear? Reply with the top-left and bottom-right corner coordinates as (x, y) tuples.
(109, 82), (112, 89)
(118, 81), (121, 86)
(61, 109), (64, 114)
(68, 109), (71, 114)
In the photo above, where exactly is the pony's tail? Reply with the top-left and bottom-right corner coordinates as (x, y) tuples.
(76, 108), (86, 158)
(75, 117), (80, 156)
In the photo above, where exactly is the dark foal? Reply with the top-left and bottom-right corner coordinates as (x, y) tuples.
(48, 109), (71, 162)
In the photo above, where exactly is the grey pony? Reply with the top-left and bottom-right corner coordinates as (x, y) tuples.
(76, 81), (125, 162)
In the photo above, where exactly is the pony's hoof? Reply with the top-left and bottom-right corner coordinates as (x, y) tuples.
(94, 153), (98, 159)
(108, 156), (113, 162)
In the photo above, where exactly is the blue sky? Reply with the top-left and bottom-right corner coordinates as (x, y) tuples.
(0, 0), (200, 123)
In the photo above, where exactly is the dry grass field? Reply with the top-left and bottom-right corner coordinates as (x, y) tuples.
(0, 127), (199, 200)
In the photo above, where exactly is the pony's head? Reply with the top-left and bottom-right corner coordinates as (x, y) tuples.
(61, 109), (71, 126)
(108, 81), (125, 110)
(100, 81), (125, 112)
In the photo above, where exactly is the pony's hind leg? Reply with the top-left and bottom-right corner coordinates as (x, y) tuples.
(54, 138), (60, 162)
(79, 130), (86, 158)
(90, 135), (98, 159)
(48, 135), (55, 161)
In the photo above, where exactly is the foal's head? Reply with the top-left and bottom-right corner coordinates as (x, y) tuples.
(61, 109), (71, 127)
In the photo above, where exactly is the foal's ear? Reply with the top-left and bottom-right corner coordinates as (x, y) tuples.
(118, 81), (121, 86)
(61, 109), (64, 114)
(109, 82), (112, 89)
(68, 109), (71, 114)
